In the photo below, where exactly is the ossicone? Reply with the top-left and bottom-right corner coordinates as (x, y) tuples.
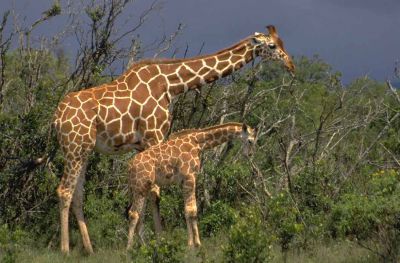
(266, 25), (278, 37)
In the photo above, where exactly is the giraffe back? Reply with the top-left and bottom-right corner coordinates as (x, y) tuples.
(129, 133), (201, 187)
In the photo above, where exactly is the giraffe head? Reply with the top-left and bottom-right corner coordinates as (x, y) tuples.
(251, 25), (295, 75)
(241, 124), (257, 157)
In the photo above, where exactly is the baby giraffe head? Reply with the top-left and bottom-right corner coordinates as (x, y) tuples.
(251, 25), (295, 75)
(241, 124), (257, 157)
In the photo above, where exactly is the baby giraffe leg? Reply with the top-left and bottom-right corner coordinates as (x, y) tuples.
(150, 184), (163, 234)
(191, 215), (201, 247)
(127, 195), (146, 250)
(183, 177), (201, 247)
(136, 199), (149, 245)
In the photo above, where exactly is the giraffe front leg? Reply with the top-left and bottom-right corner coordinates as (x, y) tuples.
(191, 214), (201, 247)
(71, 165), (94, 254)
(183, 177), (201, 247)
(127, 195), (147, 250)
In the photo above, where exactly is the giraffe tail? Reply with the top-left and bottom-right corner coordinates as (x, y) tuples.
(41, 121), (60, 166)
(16, 121), (59, 175)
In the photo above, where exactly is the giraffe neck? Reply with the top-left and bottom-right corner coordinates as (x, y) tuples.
(115, 37), (258, 107)
(159, 37), (257, 96)
(193, 122), (243, 150)
(166, 38), (257, 96)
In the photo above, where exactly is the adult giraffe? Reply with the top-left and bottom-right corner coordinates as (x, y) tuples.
(53, 25), (294, 254)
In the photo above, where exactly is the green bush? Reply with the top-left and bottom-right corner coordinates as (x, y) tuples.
(203, 162), (252, 204)
(330, 169), (400, 262)
(266, 191), (304, 251)
(0, 224), (30, 263)
(80, 192), (127, 248)
(223, 207), (273, 263)
(200, 201), (237, 237)
(293, 165), (333, 214)
(129, 230), (185, 263)
(159, 185), (185, 229)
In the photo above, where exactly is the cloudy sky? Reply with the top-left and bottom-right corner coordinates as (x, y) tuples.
(1, 0), (399, 83)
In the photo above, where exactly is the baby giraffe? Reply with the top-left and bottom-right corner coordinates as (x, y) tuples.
(126, 122), (256, 249)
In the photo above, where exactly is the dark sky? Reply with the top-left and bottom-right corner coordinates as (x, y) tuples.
(1, 0), (399, 84)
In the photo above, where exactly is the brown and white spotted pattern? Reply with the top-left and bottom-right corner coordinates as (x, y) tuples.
(126, 123), (256, 249)
(53, 25), (294, 254)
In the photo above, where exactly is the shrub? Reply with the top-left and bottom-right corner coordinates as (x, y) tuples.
(266, 191), (304, 251)
(200, 201), (236, 237)
(330, 169), (400, 262)
(203, 162), (252, 205)
(0, 224), (30, 263)
(293, 165), (333, 215)
(159, 185), (185, 228)
(80, 192), (127, 248)
(223, 207), (273, 263)
(129, 230), (185, 263)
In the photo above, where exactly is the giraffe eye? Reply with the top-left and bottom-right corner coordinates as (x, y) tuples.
(268, 43), (276, 49)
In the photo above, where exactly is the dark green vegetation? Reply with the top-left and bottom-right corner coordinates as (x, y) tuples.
(1, 1), (399, 262)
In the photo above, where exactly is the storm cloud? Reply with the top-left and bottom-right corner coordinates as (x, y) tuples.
(1, 0), (398, 83)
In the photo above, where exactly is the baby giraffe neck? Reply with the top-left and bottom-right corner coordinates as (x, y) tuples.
(194, 123), (243, 150)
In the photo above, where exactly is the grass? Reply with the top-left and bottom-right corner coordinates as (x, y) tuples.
(271, 241), (378, 263)
(3, 236), (377, 263)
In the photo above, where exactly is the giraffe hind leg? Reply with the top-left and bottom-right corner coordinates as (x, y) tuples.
(127, 194), (147, 250)
(55, 98), (97, 254)
(182, 177), (201, 247)
(57, 180), (72, 254)
(71, 163), (94, 254)
(57, 158), (89, 254)
(150, 184), (163, 235)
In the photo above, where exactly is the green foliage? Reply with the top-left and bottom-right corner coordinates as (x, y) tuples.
(0, 112), (60, 237)
(160, 185), (185, 228)
(86, 6), (105, 22)
(81, 192), (127, 248)
(0, 224), (31, 263)
(129, 230), (185, 263)
(200, 201), (237, 237)
(266, 191), (304, 251)
(295, 166), (333, 212)
(43, 3), (61, 17)
(265, 166), (337, 252)
(223, 207), (273, 263)
(203, 162), (252, 204)
(330, 169), (400, 261)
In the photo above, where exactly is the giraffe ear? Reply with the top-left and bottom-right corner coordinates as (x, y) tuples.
(254, 126), (260, 141)
(242, 123), (248, 133)
(254, 126), (259, 136)
(266, 25), (278, 38)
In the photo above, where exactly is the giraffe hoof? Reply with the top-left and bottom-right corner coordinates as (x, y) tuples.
(85, 248), (94, 255)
